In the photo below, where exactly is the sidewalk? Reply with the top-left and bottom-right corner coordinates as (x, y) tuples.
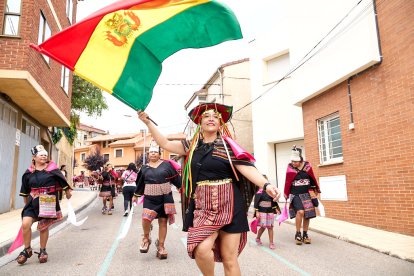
(285, 216), (414, 262)
(0, 189), (97, 258)
(0, 190), (413, 263)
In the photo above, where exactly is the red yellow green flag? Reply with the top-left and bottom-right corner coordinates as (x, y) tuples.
(30, 0), (242, 110)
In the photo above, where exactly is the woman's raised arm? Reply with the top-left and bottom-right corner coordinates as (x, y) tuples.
(138, 111), (187, 156)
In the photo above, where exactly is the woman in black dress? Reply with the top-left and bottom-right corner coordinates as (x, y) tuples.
(17, 145), (72, 264)
(138, 103), (281, 275)
(133, 144), (181, 259)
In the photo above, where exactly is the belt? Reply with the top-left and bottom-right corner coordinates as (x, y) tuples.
(196, 178), (232, 186)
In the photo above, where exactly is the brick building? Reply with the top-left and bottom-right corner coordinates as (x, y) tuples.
(0, 0), (77, 213)
(301, 0), (413, 235)
(251, 0), (413, 235)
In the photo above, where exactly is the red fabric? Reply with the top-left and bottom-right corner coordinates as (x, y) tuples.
(165, 159), (181, 170)
(29, 0), (153, 69)
(7, 226), (23, 254)
(27, 161), (58, 173)
(278, 204), (289, 225)
(250, 218), (259, 234)
(283, 162), (320, 198)
(222, 136), (255, 163)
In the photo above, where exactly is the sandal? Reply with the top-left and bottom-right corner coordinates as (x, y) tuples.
(35, 248), (48, 263)
(139, 236), (151, 253)
(255, 238), (262, 246)
(102, 207), (107, 215)
(155, 240), (168, 260)
(269, 242), (276, 250)
(295, 232), (303, 245)
(302, 232), (311, 244)
(16, 246), (32, 265)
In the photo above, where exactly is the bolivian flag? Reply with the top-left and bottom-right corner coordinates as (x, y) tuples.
(30, 0), (242, 110)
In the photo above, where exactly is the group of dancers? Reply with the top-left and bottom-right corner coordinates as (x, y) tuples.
(16, 103), (320, 276)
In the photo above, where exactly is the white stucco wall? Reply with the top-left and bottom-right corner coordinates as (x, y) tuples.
(288, 0), (381, 105)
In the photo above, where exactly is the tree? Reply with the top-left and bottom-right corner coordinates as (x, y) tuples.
(83, 149), (108, 171)
(53, 74), (108, 145)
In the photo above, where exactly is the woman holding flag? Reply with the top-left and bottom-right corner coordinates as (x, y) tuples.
(16, 145), (72, 264)
(138, 103), (281, 276)
(133, 144), (181, 260)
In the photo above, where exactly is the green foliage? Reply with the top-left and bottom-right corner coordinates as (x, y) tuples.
(71, 74), (108, 116)
(83, 149), (107, 171)
(52, 128), (63, 144)
(61, 74), (109, 144)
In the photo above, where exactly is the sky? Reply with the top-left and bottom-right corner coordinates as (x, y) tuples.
(77, 0), (276, 134)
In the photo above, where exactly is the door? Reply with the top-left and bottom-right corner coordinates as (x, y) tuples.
(275, 140), (305, 200)
(15, 118), (40, 209)
(0, 101), (17, 213)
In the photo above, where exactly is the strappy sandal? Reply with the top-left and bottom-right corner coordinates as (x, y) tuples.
(16, 246), (32, 265)
(295, 232), (303, 245)
(255, 238), (262, 246)
(35, 248), (48, 263)
(155, 240), (168, 260)
(269, 242), (276, 250)
(139, 236), (151, 253)
(302, 232), (311, 244)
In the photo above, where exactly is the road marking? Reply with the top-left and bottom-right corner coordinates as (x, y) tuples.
(248, 239), (310, 276)
(98, 218), (127, 276)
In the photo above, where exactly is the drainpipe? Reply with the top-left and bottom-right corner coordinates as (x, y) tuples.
(347, 0), (383, 131)
(218, 68), (224, 103)
(347, 78), (355, 130)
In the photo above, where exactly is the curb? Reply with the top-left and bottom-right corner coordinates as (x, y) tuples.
(0, 190), (97, 259)
(284, 220), (414, 263)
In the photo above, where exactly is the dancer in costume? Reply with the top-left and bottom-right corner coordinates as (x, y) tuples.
(284, 146), (321, 245)
(138, 103), (280, 276)
(121, 163), (138, 217)
(17, 145), (72, 264)
(99, 163), (116, 215)
(253, 175), (281, 249)
(133, 144), (181, 259)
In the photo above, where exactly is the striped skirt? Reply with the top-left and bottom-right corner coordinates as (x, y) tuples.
(258, 212), (275, 228)
(187, 179), (247, 262)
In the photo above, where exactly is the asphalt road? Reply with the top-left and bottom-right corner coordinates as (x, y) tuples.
(1, 191), (413, 276)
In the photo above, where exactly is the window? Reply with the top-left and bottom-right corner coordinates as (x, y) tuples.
(0, 100), (18, 128)
(37, 12), (51, 63)
(60, 66), (70, 93)
(265, 52), (290, 85)
(317, 113), (343, 164)
(66, 0), (73, 23)
(2, 0), (21, 35)
(103, 154), (110, 162)
(115, 149), (123, 158)
(81, 153), (86, 161)
(22, 118), (39, 140)
(83, 134), (87, 141)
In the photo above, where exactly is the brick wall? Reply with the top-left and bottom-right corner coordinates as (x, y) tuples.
(0, 0), (73, 120)
(302, 0), (414, 235)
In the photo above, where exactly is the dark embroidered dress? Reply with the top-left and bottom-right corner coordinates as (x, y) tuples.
(19, 162), (71, 232)
(99, 171), (115, 197)
(284, 162), (320, 219)
(182, 138), (256, 262)
(134, 161), (181, 225)
(253, 191), (280, 228)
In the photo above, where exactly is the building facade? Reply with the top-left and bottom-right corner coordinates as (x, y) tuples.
(251, 0), (413, 235)
(74, 130), (185, 176)
(185, 58), (253, 153)
(0, 0), (77, 213)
